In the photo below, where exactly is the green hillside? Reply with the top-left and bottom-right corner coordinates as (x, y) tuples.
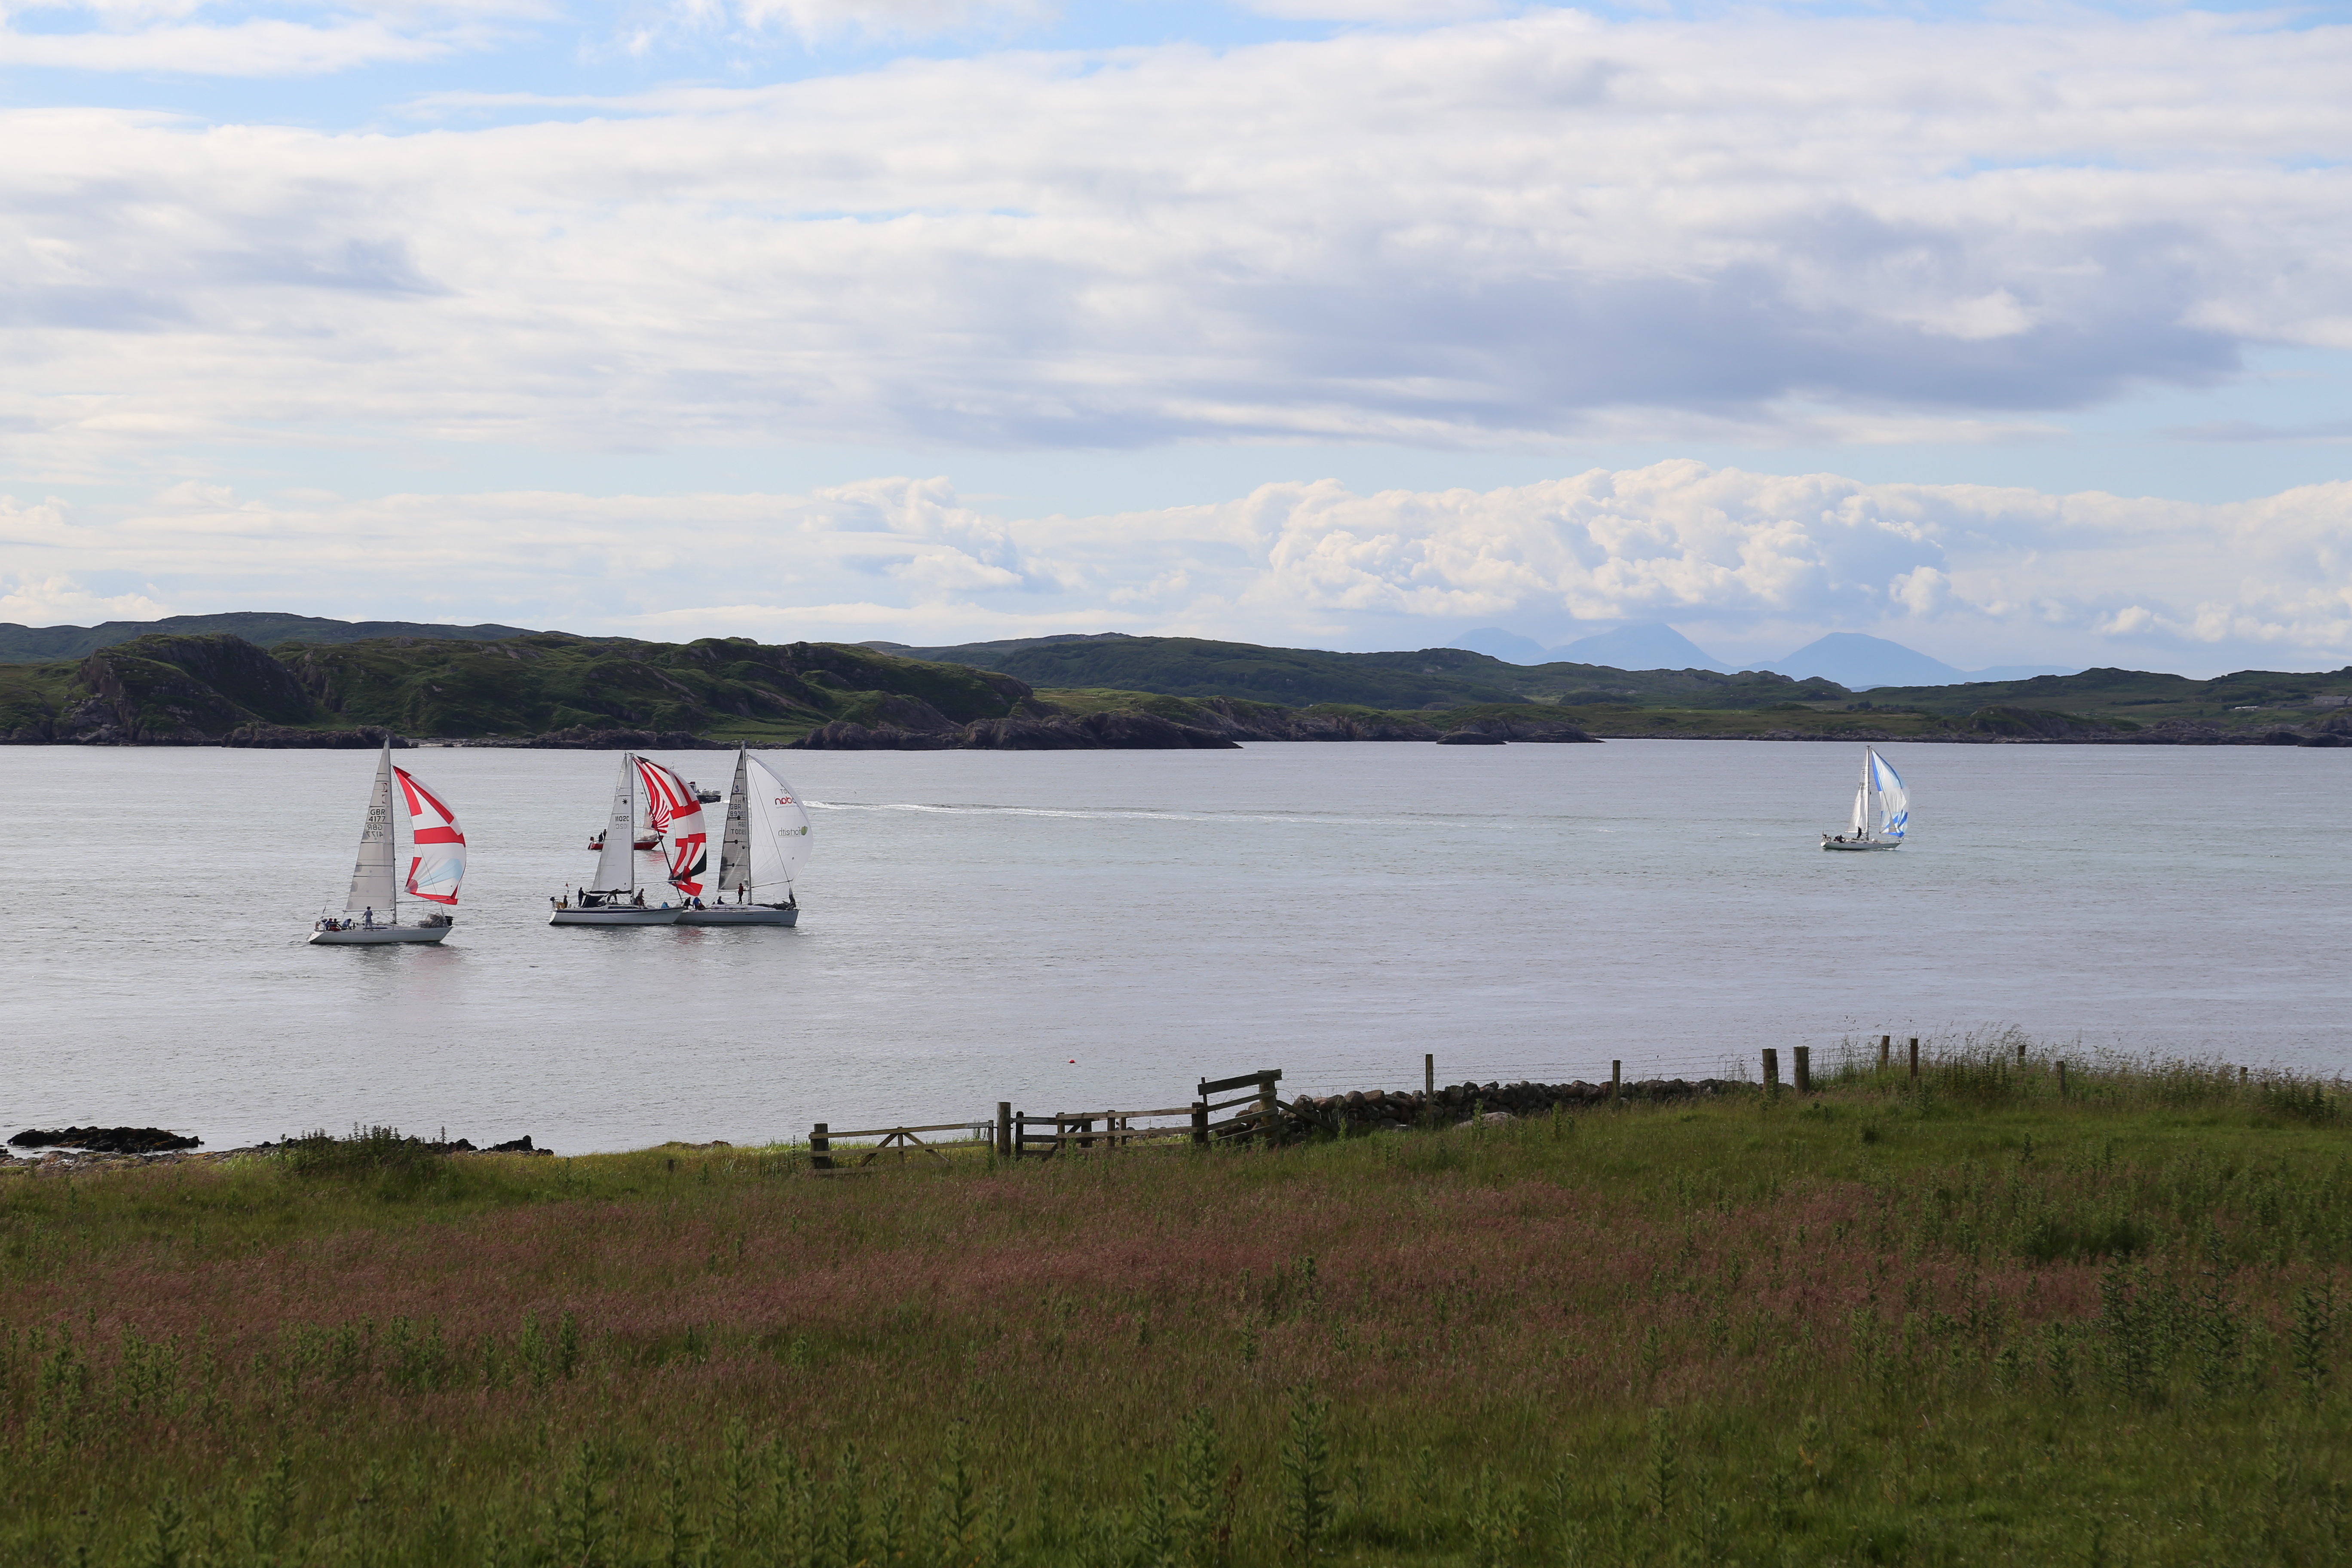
(5, 623), (2349, 746)
(873, 632), (1838, 708)
(0, 611), (537, 664)
(0, 633), (1039, 745)
(890, 634), (2352, 738)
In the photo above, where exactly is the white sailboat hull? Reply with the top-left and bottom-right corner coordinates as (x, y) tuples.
(549, 906), (681, 926)
(309, 922), (453, 944)
(1821, 836), (1903, 852)
(675, 903), (799, 926)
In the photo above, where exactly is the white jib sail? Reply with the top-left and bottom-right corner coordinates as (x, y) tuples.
(591, 753), (639, 893)
(344, 744), (400, 914)
(394, 766), (466, 904)
(1868, 749), (1909, 839)
(743, 753), (812, 901)
(635, 756), (711, 899)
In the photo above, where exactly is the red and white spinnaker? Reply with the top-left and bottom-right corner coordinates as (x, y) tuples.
(633, 757), (710, 899)
(394, 765), (467, 904)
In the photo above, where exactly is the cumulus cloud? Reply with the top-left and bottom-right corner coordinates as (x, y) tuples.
(9, 462), (2350, 675)
(0, 9), (2348, 466)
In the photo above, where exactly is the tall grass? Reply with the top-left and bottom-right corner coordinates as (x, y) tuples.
(0, 1051), (2347, 1565)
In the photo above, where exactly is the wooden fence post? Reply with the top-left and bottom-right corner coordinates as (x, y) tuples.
(1191, 1101), (1208, 1146)
(1793, 1046), (1811, 1095)
(811, 1122), (831, 1172)
(2016, 1042), (2026, 1066)
(1879, 1034), (1890, 1071)
(1425, 1053), (1435, 1099)
(996, 1102), (1011, 1160)
(1908, 1038), (1920, 1082)
(2057, 1062), (2068, 1099)
(1762, 1049), (1779, 1095)
(2240, 1065), (2249, 1089)
(1258, 1070), (1281, 1147)
(1611, 1060), (1622, 1102)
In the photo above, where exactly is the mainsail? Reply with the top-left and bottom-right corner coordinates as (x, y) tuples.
(743, 753), (812, 901)
(1868, 749), (1908, 839)
(635, 757), (710, 898)
(395, 766), (466, 904)
(714, 747), (755, 894)
(344, 745), (400, 913)
(590, 753), (639, 894)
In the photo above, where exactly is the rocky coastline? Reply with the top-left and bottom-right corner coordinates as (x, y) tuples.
(797, 698), (1599, 750)
(1282, 1075), (1743, 1138)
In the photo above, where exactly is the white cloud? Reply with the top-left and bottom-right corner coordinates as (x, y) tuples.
(9, 462), (2351, 675)
(0, 2), (536, 74)
(625, 0), (1054, 50)
(0, 9), (2349, 464)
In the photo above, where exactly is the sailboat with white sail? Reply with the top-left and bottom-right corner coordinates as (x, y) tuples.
(678, 747), (811, 926)
(550, 753), (710, 925)
(309, 741), (466, 944)
(1822, 745), (1908, 851)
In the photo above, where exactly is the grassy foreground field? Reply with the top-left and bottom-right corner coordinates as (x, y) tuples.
(3, 1051), (2348, 1566)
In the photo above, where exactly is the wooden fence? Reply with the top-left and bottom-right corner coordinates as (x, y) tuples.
(809, 1068), (1286, 1172)
(808, 1118), (993, 1173)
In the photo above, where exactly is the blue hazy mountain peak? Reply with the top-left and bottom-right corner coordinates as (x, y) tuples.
(1766, 633), (2078, 689)
(1548, 623), (1730, 672)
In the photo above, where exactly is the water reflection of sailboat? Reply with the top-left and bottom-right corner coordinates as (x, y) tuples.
(677, 747), (810, 926)
(310, 741), (466, 944)
(1822, 746), (1907, 852)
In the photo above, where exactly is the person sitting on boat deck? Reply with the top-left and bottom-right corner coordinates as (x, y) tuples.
(633, 889), (645, 907)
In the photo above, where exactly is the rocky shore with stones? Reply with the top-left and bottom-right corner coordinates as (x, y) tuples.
(0, 1127), (553, 1176)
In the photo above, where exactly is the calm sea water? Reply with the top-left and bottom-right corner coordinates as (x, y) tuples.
(2, 742), (2345, 1153)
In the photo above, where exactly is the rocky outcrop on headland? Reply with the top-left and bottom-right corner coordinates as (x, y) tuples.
(2121, 716), (2352, 747)
(1282, 1076), (1743, 1137)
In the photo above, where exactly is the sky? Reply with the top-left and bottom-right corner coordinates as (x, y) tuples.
(1, 0), (2349, 674)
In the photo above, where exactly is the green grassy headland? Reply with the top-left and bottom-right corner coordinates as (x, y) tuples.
(3, 1045), (2347, 1565)
(5, 623), (2350, 744)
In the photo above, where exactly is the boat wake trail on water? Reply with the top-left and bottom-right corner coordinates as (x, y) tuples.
(805, 800), (1422, 829)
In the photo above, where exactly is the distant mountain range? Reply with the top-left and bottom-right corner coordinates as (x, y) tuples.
(1449, 624), (2076, 688)
(0, 611), (534, 664)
